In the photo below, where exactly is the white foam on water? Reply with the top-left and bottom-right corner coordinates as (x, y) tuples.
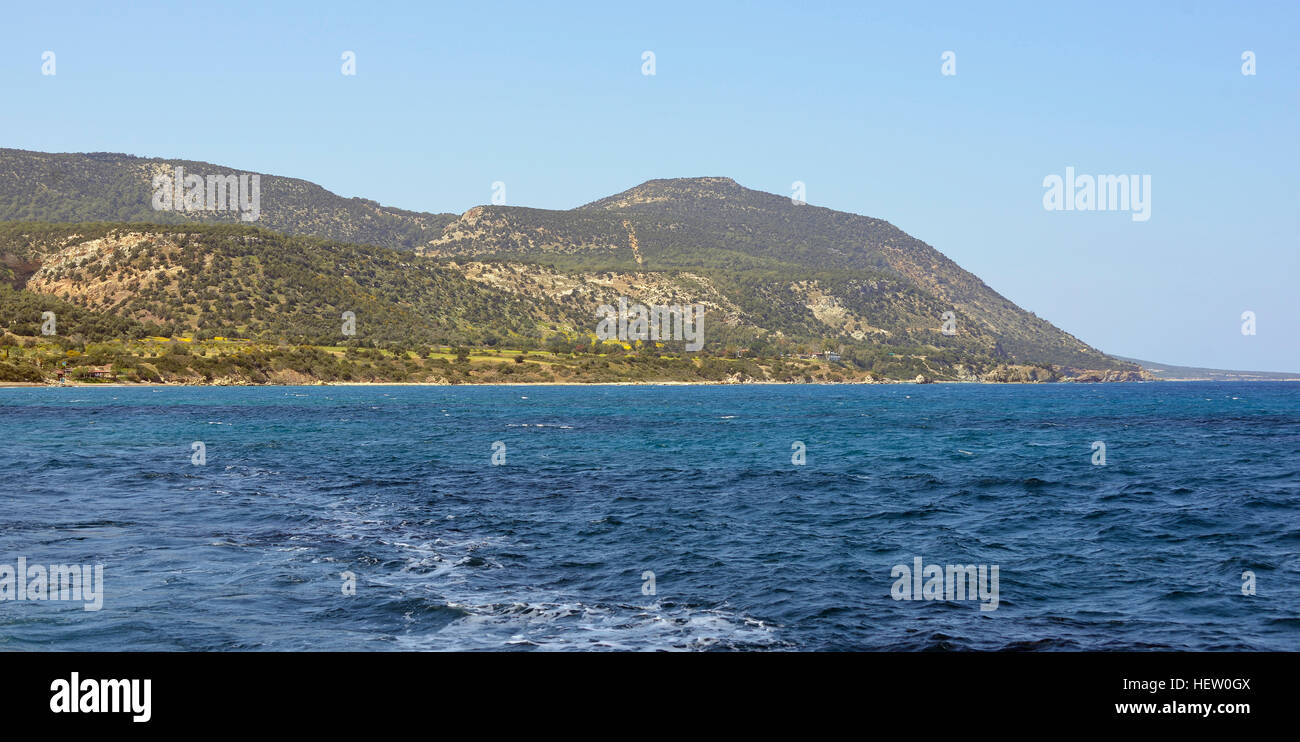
(395, 598), (782, 652)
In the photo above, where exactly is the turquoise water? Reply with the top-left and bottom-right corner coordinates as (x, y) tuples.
(1, 382), (1297, 650)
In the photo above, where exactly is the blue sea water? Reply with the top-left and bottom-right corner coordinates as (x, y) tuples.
(0, 382), (1297, 651)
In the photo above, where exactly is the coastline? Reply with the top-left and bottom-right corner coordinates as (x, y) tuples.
(0, 378), (1196, 389)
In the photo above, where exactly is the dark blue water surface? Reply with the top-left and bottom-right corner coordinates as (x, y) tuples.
(1, 382), (1297, 651)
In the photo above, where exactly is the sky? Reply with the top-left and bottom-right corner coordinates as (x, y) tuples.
(1, 0), (1296, 371)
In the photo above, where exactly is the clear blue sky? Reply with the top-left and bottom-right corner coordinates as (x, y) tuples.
(2, 1), (1296, 371)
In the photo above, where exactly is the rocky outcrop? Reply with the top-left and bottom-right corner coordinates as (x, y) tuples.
(981, 364), (1059, 383)
(1063, 368), (1153, 383)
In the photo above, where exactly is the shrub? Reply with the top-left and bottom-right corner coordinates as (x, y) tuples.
(0, 361), (42, 382)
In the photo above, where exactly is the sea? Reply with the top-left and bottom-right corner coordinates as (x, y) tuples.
(1, 382), (1297, 651)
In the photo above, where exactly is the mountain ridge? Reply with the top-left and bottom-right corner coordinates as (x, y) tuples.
(0, 149), (1137, 375)
(0, 148), (458, 249)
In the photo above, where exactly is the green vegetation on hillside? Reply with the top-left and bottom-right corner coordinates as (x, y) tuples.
(0, 220), (1149, 385)
(0, 149), (456, 249)
(0, 153), (1141, 376)
(0, 332), (1095, 386)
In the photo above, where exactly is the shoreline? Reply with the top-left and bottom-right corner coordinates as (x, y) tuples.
(6, 378), (1295, 390)
(0, 379), (948, 388)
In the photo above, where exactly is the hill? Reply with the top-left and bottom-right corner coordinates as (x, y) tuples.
(420, 176), (1125, 369)
(1114, 356), (1300, 382)
(0, 149), (456, 250)
(0, 151), (1146, 382)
